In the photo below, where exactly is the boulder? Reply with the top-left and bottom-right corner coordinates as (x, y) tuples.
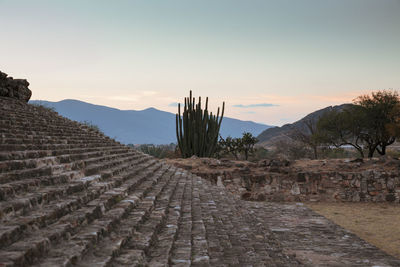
(0, 71), (32, 102)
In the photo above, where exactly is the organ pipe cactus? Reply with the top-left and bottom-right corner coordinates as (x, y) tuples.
(176, 91), (225, 158)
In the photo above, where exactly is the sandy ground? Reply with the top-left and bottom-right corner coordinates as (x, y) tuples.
(307, 202), (400, 259)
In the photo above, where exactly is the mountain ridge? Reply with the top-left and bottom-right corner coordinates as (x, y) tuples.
(257, 104), (352, 147)
(30, 99), (272, 145)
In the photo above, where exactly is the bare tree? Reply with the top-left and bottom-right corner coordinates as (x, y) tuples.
(288, 119), (320, 159)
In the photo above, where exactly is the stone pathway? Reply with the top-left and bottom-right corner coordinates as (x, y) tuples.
(243, 201), (400, 266)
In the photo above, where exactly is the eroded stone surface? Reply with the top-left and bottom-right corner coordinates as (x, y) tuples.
(244, 201), (400, 266)
(0, 71), (32, 102)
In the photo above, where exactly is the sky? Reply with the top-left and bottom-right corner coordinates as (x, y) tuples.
(1, 0), (399, 126)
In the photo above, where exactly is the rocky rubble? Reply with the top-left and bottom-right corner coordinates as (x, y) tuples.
(0, 71), (32, 102)
(164, 157), (400, 203)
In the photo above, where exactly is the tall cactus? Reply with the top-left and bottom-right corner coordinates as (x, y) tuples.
(176, 91), (225, 158)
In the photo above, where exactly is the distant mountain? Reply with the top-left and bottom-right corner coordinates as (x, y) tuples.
(29, 99), (272, 145)
(257, 104), (352, 147)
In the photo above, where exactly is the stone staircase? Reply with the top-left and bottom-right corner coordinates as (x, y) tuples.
(0, 97), (301, 266)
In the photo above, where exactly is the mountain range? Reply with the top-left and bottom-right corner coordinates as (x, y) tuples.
(29, 99), (272, 145)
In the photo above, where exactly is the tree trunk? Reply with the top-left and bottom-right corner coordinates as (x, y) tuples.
(368, 147), (375, 158)
(355, 147), (364, 158)
(313, 146), (318, 159)
(376, 145), (386, 155)
(232, 152), (238, 160)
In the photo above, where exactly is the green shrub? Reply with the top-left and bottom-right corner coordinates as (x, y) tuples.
(136, 143), (178, 159)
(30, 103), (56, 113)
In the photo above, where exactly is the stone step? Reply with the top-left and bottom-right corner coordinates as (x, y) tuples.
(0, 165), (53, 184)
(0, 118), (95, 129)
(0, 145), (127, 162)
(0, 156), (60, 174)
(0, 150), (138, 184)
(0, 146), (126, 173)
(0, 130), (102, 139)
(0, 141), (121, 154)
(146, 172), (188, 267)
(0, 148), (135, 200)
(188, 176), (210, 266)
(0, 113), (85, 123)
(0, 135), (106, 146)
(0, 120), (101, 133)
(75, 169), (185, 267)
(0, 171), (81, 201)
(29, 164), (174, 266)
(0, 117), (78, 126)
(58, 148), (130, 165)
(0, 128), (100, 139)
(0, 158), (158, 251)
(0, 160), (162, 264)
(111, 170), (184, 266)
(0, 121), (95, 132)
(0, 128), (103, 140)
(169, 172), (193, 267)
(0, 153), (145, 219)
(196, 178), (259, 266)
(83, 152), (141, 176)
(198, 176), (299, 266)
(1, 137), (113, 145)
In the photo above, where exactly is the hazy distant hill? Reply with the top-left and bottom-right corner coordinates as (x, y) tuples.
(30, 99), (272, 145)
(257, 104), (352, 147)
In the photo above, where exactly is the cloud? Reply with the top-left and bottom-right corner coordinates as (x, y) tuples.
(232, 103), (278, 108)
(108, 95), (139, 102)
(168, 102), (180, 107)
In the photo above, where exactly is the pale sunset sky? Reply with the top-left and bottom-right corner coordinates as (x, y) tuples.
(1, 0), (399, 126)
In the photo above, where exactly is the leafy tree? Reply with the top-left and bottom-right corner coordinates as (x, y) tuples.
(316, 90), (400, 158)
(218, 136), (242, 159)
(240, 132), (258, 160)
(217, 132), (259, 160)
(355, 90), (400, 157)
(273, 139), (312, 160)
(317, 106), (366, 158)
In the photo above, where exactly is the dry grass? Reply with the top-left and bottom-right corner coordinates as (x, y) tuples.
(307, 202), (400, 259)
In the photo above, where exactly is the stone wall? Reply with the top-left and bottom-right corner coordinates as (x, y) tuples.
(165, 157), (400, 203)
(257, 169), (400, 203)
(0, 71), (32, 102)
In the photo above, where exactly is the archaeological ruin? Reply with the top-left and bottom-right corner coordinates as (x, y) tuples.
(1, 71), (400, 266)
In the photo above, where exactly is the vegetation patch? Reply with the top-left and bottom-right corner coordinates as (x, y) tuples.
(30, 102), (57, 113)
(80, 120), (103, 134)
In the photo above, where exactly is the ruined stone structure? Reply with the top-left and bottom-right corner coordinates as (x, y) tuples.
(167, 157), (400, 203)
(0, 79), (298, 266)
(0, 71), (32, 102)
(1, 73), (400, 266)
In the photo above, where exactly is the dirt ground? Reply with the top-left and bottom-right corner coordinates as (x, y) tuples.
(307, 202), (400, 259)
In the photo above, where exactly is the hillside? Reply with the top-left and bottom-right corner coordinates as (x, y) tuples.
(257, 104), (352, 147)
(29, 99), (272, 145)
